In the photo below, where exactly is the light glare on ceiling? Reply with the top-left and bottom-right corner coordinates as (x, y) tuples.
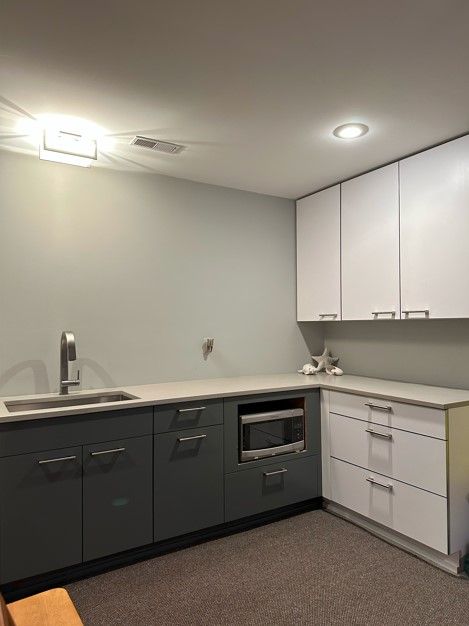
(333, 123), (369, 139)
(39, 145), (93, 167)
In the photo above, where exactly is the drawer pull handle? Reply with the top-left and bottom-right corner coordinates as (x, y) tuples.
(366, 476), (393, 491)
(318, 313), (337, 318)
(263, 468), (288, 477)
(177, 434), (207, 442)
(364, 402), (392, 412)
(38, 455), (77, 465)
(90, 447), (126, 456)
(178, 406), (206, 413)
(365, 428), (393, 440)
(402, 309), (430, 318)
(371, 311), (396, 317)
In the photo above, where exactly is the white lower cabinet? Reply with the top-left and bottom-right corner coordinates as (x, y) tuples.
(323, 388), (469, 570)
(330, 458), (448, 553)
(329, 412), (447, 496)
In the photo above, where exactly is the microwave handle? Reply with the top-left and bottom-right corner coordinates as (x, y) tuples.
(240, 411), (303, 425)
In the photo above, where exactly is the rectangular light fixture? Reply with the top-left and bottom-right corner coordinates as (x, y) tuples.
(39, 129), (98, 167)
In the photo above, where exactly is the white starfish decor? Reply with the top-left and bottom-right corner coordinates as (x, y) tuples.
(310, 348), (343, 376)
(298, 347), (343, 376)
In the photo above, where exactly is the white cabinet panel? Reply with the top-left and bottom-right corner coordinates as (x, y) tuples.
(329, 412), (447, 496)
(296, 186), (341, 321)
(341, 165), (400, 320)
(400, 135), (469, 319)
(329, 391), (446, 440)
(330, 458), (448, 553)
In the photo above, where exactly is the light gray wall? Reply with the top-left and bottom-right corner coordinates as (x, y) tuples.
(324, 320), (469, 390)
(0, 151), (322, 397)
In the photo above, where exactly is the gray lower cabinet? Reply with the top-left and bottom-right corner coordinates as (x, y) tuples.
(154, 425), (224, 541)
(225, 454), (320, 522)
(83, 435), (153, 561)
(0, 447), (82, 584)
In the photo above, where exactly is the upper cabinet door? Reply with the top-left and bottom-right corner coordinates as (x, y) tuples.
(341, 164), (400, 320)
(400, 135), (469, 319)
(296, 186), (341, 321)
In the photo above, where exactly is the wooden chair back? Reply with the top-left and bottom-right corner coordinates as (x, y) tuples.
(0, 594), (13, 626)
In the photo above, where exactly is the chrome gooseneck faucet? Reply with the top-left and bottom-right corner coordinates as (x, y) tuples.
(60, 331), (80, 394)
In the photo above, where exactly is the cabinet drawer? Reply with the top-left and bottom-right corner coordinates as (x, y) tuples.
(0, 407), (153, 457)
(154, 425), (224, 540)
(154, 400), (223, 433)
(0, 447), (82, 583)
(330, 412), (446, 496)
(83, 435), (153, 561)
(330, 458), (448, 553)
(329, 391), (446, 439)
(225, 454), (319, 522)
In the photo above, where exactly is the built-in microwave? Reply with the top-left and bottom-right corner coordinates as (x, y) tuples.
(239, 408), (305, 462)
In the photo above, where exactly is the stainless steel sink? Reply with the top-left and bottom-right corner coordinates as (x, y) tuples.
(5, 391), (139, 413)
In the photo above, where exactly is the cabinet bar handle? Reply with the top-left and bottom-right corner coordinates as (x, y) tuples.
(402, 309), (429, 318)
(366, 476), (393, 491)
(38, 455), (77, 464)
(365, 428), (393, 440)
(90, 447), (126, 456)
(371, 311), (396, 317)
(364, 402), (392, 411)
(263, 468), (288, 477)
(318, 313), (337, 318)
(177, 406), (206, 413)
(177, 434), (207, 442)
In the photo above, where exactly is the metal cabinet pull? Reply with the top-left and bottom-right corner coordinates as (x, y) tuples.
(38, 455), (77, 465)
(366, 476), (393, 491)
(402, 309), (429, 318)
(318, 313), (337, 319)
(177, 434), (207, 442)
(263, 468), (288, 477)
(177, 406), (206, 413)
(364, 402), (392, 412)
(90, 447), (126, 456)
(372, 311), (396, 317)
(366, 428), (393, 440)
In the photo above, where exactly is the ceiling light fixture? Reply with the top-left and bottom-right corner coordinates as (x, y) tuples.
(40, 128), (97, 167)
(333, 123), (369, 139)
(15, 114), (109, 167)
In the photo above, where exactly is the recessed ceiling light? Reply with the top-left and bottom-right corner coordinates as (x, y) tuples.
(333, 123), (369, 139)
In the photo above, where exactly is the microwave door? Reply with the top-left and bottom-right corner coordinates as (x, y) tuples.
(240, 410), (305, 461)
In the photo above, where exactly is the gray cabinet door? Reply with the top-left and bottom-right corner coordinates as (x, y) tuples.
(0, 447), (82, 583)
(225, 454), (320, 522)
(154, 425), (224, 541)
(83, 435), (153, 561)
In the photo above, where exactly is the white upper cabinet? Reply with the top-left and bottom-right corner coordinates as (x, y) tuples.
(400, 135), (469, 319)
(341, 164), (400, 320)
(296, 186), (341, 321)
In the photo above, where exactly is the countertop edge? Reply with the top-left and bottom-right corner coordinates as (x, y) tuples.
(1, 374), (469, 423)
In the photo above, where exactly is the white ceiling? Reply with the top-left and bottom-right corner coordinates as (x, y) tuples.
(1, 0), (469, 198)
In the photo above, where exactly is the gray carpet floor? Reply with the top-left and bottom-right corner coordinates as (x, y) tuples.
(67, 510), (469, 625)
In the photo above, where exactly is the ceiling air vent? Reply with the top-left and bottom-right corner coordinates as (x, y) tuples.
(130, 136), (184, 154)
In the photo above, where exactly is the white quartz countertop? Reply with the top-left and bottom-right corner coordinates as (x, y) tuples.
(1, 373), (469, 423)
